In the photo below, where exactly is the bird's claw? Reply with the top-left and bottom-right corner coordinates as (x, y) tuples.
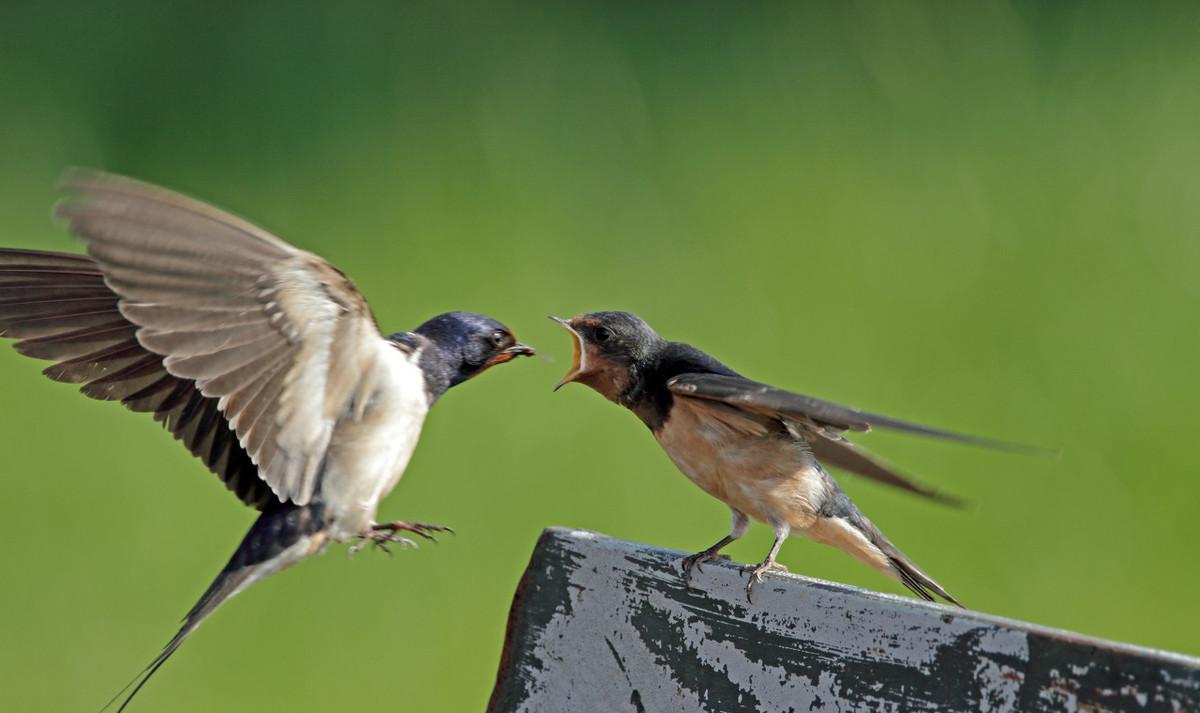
(348, 530), (421, 558)
(349, 520), (452, 558)
(680, 550), (731, 581)
(741, 560), (788, 602)
(372, 520), (455, 543)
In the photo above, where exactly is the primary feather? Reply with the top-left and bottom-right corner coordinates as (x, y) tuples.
(54, 169), (387, 506)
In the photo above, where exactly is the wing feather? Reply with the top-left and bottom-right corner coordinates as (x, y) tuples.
(54, 169), (386, 505)
(43, 339), (147, 383)
(203, 350), (289, 403)
(137, 321), (282, 358)
(58, 171), (296, 256)
(666, 372), (1046, 504)
(4, 169), (391, 508)
(122, 374), (183, 413)
(0, 296), (118, 322)
(806, 433), (964, 506)
(162, 333), (285, 380)
(14, 321), (137, 360)
(238, 357), (291, 459)
(0, 249), (273, 508)
(666, 373), (1047, 453)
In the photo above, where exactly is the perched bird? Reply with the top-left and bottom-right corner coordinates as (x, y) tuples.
(0, 170), (534, 710)
(552, 311), (1043, 606)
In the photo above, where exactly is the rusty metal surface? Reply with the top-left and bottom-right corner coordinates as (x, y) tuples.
(488, 528), (1200, 713)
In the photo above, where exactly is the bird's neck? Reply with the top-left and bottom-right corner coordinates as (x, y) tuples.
(388, 332), (460, 403)
(619, 360), (674, 433)
(622, 342), (740, 433)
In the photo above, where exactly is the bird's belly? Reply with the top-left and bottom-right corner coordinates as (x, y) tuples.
(320, 349), (430, 541)
(654, 403), (825, 527)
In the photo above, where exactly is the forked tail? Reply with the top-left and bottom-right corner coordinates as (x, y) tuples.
(860, 518), (963, 607)
(101, 502), (330, 712)
(809, 466), (963, 608)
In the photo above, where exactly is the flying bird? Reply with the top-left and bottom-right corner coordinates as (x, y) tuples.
(0, 170), (534, 710)
(552, 311), (1045, 606)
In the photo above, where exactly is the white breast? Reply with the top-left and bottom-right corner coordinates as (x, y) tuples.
(319, 341), (431, 540)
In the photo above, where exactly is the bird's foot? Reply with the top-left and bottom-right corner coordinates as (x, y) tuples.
(741, 559), (788, 602)
(349, 530), (417, 557)
(348, 521), (453, 558)
(373, 520), (455, 542)
(680, 549), (731, 581)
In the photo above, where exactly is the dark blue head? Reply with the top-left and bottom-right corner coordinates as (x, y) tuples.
(406, 311), (534, 398)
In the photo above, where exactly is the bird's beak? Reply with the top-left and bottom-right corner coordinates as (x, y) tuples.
(483, 341), (537, 369)
(550, 316), (586, 391)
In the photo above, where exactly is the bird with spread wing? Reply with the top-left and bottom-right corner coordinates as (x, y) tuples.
(0, 170), (534, 710)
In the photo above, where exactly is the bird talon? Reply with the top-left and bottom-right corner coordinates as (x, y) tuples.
(681, 550), (718, 580)
(371, 520), (454, 543)
(681, 551), (735, 582)
(741, 560), (787, 602)
(351, 527), (427, 558)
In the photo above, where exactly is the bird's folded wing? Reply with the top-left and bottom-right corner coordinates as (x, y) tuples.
(52, 169), (385, 506)
(665, 372), (1042, 452)
(666, 372), (1049, 504)
(805, 434), (964, 506)
(660, 373), (959, 503)
(0, 248), (272, 508)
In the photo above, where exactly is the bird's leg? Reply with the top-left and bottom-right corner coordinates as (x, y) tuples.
(681, 509), (749, 580)
(742, 523), (791, 603)
(681, 535), (736, 580)
(348, 521), (454, 557)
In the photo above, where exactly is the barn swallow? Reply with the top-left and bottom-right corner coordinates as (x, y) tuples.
(553, 311), (1046, 606)
(0, 170), (534, 710)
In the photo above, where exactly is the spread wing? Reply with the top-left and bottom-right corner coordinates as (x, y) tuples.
(0, 249), (273, 508)
(666, 372), (1048, 504)
(2, 169), (390, 507)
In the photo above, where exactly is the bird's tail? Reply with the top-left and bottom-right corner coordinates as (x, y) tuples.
(857, 516), (963, 608)
(101, 502), (331, 712)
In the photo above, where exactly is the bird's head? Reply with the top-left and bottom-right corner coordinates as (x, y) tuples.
(551, 311), (663, 403)
(412, 311), (535, 391)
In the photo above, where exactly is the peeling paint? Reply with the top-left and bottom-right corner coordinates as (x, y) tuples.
(490, 529), (1200, 713)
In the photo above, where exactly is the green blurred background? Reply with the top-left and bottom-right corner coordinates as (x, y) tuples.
(2, 1), (1199, 710)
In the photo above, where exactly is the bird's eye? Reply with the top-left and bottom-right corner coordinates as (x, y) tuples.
(489, 330), (508, 348)
(593, 326), (611, 343)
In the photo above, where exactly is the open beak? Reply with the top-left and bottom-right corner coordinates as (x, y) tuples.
(550, 316), (585, 391)
(483, 341), (536, 369)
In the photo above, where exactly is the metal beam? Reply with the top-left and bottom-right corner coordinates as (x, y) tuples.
(490, 528), (1200, 712)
